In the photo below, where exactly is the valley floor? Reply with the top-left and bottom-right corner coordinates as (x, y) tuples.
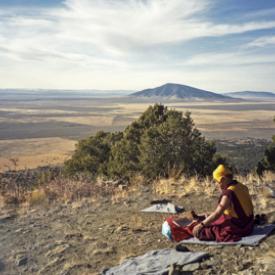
(1, 99), (275, 172)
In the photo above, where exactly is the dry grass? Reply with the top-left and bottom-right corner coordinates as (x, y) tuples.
(153, 175), (216, 198)
(1, 169), (274, 212)
(153, 172), (275, 215)
(0, 174), (126, 208)
(38, 177), (104, 204)
(29, 189), (48, 206)
(3, 100), (274, 128)
(111, 184), (139, 204)
(50, 115), (114, 126)
(111, 189), (129, 204)
(129, 174), (146, 186)
(0, 137), (76, 172)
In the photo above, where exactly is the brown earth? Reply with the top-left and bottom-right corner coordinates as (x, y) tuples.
(0, 175), (275, 275)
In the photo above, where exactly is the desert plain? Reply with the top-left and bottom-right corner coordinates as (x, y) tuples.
(0, 92), (275, 172)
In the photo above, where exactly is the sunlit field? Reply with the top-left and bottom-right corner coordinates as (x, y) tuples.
(0, 95), (274, 172)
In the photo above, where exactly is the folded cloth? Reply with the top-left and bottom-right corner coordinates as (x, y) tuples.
(102, 249), (208, 275)
(180, 224), (275, 246)
(162, 221), (172, 240)
(141, 203), (183, 214)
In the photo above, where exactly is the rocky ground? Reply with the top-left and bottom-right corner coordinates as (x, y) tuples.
(0, 179), (275, 275)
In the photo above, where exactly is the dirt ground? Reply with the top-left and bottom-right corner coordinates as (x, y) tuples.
(0, 180), (275, 275)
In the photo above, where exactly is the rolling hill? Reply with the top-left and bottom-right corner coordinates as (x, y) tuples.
(130, 83), (233, 100)
(224, 91), (275, 99)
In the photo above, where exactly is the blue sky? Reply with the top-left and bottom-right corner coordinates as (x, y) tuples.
(0, 0), (275, 92)
(0, 0), (61, 6)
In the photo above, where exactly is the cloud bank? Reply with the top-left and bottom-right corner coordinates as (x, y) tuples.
(0, 0), (275, 91)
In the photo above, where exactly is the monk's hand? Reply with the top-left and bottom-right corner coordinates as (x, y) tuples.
(192, 223), (204, 238)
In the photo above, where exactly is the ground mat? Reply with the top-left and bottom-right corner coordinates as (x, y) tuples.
(102, 249), (208, 275)
(180, 224), (275, 246)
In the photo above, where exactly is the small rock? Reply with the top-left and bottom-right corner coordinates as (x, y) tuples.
(118, 184), (127, 191)
(0, 213), (16, 223)
(168, 264), (180, 275)
(95, 242), (109, 249)
(15, 228), (25, 233)
(143, 187), (150, 193)
(205, 257), (217, 266)
(132, 228), (147, 233)
(92, 246), (115, 256)
(116, 226), (128, 233)
(181, 263), (200, 272)
(64, 233), (83, 240)
(16, 256), (28, 266)
(46, 244), (70, 257)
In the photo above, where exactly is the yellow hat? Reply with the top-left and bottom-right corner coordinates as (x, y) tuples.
(213, 164), (232, 183)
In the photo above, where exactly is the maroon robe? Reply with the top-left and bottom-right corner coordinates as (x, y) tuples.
(198, 181), (254, 242)
(166, 181), (254, 242)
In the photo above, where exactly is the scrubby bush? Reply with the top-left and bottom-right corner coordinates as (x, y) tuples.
(139, 110), (216, 178)
(257, 117), (275, 175)
(64, 131), (122, 176)
(65, 104), (217, 179)
(257, 144), (275, 175)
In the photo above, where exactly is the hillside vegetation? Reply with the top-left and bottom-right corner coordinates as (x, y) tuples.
(64, 104), (218, 179)
(1, 105), (274, 207)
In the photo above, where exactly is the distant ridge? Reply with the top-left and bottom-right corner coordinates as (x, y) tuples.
(224, 91), (275, 99)
(130, 83), (232, 100)
(0, 89), (132, 99)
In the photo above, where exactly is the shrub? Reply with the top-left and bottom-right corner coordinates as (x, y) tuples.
(65, 104), (217, 179)
(139, 110), (216, 178)
(257, 117), (275, 175)
(257, 144), (275, 175)
(64, 131), (122, 176)
(108, 138), (140, 179)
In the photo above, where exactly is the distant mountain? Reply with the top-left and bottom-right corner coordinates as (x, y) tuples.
(0, 89), (132, 99)
(224, 91), (275, 99)
(130, 83), (232, 100)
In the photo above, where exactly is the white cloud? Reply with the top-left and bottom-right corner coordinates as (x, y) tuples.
(1, 0), (275, 61)
(246, 35), (275, 48)
(0, 0), (275, 90)
(184, 52), (275, 66)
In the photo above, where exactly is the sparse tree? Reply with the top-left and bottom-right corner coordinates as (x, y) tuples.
(256, 117), (275, 175)
(65, 104), (217, 180)
(139, 109), (216, 178)
(64, 131), (122, 176)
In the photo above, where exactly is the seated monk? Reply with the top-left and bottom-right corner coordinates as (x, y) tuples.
(164, 165), (254, 242)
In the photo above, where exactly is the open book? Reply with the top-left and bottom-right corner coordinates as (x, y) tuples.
(172, 218), (195, 227)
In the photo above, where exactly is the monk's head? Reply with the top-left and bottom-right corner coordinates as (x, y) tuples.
(213, 164), (233, 190)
